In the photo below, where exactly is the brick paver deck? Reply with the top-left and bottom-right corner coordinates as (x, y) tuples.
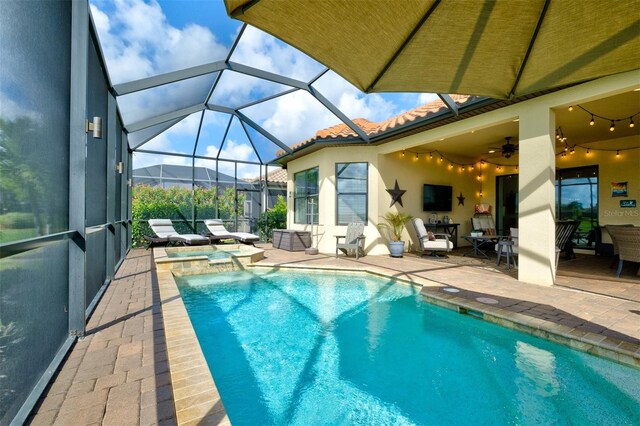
(29, 250), (176, 426)
(28, 245), (640, 425)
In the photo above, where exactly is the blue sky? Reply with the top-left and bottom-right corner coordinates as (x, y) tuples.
(88, 0), (438, 177)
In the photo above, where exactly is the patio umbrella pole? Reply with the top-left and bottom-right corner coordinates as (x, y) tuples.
(305, 198), (318, 255)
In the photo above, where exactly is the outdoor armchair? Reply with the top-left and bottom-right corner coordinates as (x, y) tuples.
(606, 226), (640, 277)
(555, 220), (580, 265)
(335, 222), (366, 260)
(204, 219), (259, 245)
(604, 224), (635, 268)
(411, 218), (452, 257)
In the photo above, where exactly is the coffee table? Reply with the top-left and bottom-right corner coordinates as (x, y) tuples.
(462, 235), (502, 259)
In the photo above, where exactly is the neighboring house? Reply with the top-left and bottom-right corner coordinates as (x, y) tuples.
(277, 82), (640, 287)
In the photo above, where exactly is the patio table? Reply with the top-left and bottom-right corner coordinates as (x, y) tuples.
(462, 235), (502, 259)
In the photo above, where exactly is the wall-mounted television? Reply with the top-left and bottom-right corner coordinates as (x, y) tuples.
(423, 184), (453, 212)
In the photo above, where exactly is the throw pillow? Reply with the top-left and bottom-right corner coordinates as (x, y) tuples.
(427, 231), (435, 241)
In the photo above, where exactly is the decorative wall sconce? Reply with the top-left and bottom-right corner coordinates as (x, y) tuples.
(86, 116), (102, 139)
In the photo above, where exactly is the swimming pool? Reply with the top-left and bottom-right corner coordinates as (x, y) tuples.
(176, 270), (640, 425)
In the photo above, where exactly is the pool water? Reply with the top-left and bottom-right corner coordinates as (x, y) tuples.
(176, 270), (640, 425)
(166, 249), (240, 260)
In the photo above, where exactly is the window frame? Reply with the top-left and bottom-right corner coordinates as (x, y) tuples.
(293, 166), (319, 225)
(335, 162), (368, 226)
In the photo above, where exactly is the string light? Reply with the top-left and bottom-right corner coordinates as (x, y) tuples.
(429, 152), (433, 159)
(569, 146), (575, 154)
(586, 148), (590, 155)
(402, 151), (405, 157)
(576, 104), (640, 129)
(568, 105), (573, 112)
(616, 150), (620, 157)
(439, 156), (443, 162)
(415, 153), (419, 160)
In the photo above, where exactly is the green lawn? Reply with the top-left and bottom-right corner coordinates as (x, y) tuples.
(0, 228), (38, 244)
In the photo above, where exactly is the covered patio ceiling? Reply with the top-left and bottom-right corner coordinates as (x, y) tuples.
(412, 89), (640, 161)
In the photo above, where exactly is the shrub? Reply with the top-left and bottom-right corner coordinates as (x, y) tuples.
(131, 185), (246, 248)
(0, 212), (35, 229)
(256, 195), (287, 241)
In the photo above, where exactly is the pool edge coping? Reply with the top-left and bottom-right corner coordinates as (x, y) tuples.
(155, 266), (231, 426)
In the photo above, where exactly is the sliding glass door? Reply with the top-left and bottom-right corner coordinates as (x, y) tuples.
(555, 166), (599, 249)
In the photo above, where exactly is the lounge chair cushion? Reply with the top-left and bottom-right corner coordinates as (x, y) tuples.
(148, 219), (208, 245)
(172, 234), (209, 245)
(148, 219), (179, 238)
(204, 219), (259, 243)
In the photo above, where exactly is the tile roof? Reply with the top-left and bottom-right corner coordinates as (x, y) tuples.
(280, 94), (478, 156)
(246, 167), (288, 183)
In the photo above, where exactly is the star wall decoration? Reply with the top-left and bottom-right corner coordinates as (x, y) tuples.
(457, 192), (465, 206)
(386, 179), (407, 207)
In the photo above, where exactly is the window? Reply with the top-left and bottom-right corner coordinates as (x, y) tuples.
(336, 162), (368, 225)
(555, 165), (599, 249)
(294, 167), (318, 224)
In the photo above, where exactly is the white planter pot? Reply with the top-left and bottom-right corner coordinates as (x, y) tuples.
(389, 241), (405, 258)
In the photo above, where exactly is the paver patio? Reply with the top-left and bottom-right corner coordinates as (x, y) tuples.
(28, 246), (640, 425)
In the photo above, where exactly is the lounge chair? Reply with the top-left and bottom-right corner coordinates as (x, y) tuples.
(411, 218), (452, 257)
(147, 219), (209, 247)
(204, 219), (259, 245)
(335, 222), (366, 260)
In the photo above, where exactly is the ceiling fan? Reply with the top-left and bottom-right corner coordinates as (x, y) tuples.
(489, 136), (519, 158)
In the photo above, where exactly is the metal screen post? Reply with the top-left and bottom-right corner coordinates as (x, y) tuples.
(68, 0), (89, 337)
(105, 93), (116, 280)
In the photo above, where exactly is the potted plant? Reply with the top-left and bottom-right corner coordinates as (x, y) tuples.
(377, 211), (413, 257)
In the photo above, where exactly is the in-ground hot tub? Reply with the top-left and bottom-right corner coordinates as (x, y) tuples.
(154, 244), (265, 275)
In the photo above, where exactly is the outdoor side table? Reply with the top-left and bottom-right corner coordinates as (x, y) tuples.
(496, 240), (517, 270)
(462, 235), (501, 259)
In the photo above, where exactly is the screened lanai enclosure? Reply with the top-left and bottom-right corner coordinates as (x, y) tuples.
(13, 0), (635, 423)
(0, 1), (459, 423)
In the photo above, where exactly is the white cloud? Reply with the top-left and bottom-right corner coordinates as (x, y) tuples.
(0, 90), (42, 121)
(309, 71), (399, 122)
(418, 93), (439, 104)
(231, 26), (324, 81)
(195, 140), (258, 179)
(90, 0), (227, 84)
